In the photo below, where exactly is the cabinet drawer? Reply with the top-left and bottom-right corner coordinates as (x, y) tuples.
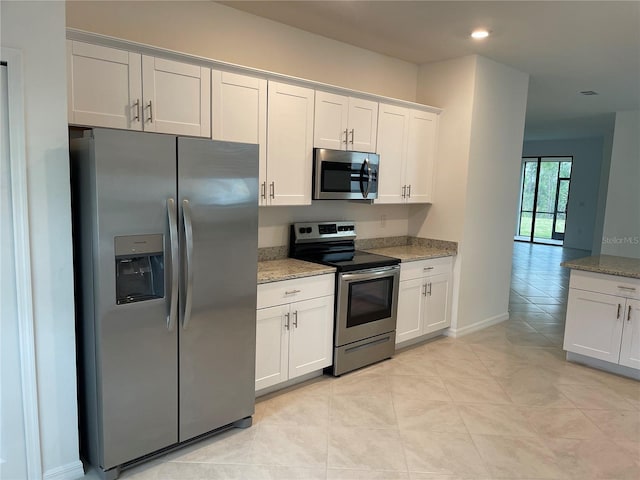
(570, 270), (640, 300)
(258, 274), (334, 309)
(400, 256), (452, 282)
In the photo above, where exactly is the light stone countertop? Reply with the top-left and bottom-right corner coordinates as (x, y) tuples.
(364, 245), (457, 262)
(258, 258), (336, 284)
(561, 255), (640, 279)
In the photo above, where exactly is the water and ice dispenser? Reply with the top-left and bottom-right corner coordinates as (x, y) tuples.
(115, 234), (164, 305)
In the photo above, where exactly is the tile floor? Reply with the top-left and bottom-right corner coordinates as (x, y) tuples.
(104, 243), (640, 479)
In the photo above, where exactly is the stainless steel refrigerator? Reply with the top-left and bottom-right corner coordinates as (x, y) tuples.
(71, 128), (258, 479)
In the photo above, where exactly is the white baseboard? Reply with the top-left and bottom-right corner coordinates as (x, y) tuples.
(445, 312), (509, 338)
(44, 460), (85, 480)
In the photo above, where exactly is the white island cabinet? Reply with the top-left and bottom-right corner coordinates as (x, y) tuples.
(564, 269), (640, 376)
(67, 40), (210, 137)
(255, 274), (334, 392)
(396, 256), (453, 345)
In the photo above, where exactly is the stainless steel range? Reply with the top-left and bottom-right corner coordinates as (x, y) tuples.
(289, 221), (400, 375)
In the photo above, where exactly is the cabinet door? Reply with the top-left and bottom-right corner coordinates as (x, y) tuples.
(396, 278), (424, 344)
(619, 299), (640, 369)
(563, 290), (624, 363)
(314, 91), (348, 149)
(142, 56), (210, 137)
(424, 273), (451, 334)
(67, 40), (142, 130)
(212, 71), (267, 203)
(266, 81), (314, 206)
(348, 97), (378, 152)
(375, 103), (409, 204)
(288, 296), (334, 379)
(405, 110), (438, 204)
(256, 305), (289, 391)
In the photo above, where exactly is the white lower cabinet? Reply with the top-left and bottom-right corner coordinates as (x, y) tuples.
(255, 274), (334, 391)
(396, 257), (453, 344)
(564, 270), (640, 370)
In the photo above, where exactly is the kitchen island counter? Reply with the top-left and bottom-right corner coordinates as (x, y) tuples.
(561, 254), (640, 279)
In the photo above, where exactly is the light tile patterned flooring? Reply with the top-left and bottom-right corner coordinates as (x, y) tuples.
(111, 243), (639, 479)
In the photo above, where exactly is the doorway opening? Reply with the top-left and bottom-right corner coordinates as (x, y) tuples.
(516, 156), (572, 245)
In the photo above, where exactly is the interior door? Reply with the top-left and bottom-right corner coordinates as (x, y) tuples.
(177, 137), (258, 441)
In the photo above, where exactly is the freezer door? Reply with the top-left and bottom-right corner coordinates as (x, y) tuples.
(177, 137), (258, 441)
(90, 129), (178, 468)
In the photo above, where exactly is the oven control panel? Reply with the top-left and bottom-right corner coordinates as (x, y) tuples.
(292, 221), (356, 243)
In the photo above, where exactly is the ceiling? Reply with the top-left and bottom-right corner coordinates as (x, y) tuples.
(220, 1), (640, 141)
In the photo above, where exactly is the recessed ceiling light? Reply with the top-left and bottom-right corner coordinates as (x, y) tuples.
(580, 90), (599, 96)
(471, 29), (490, 39)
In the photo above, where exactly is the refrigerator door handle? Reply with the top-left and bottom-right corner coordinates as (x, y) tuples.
(182, 199), (195, 330)
(167, 198), (179, 331)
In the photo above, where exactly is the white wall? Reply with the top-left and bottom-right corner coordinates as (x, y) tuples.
(1, 2), (83, 479)
(601, 110), (640, 258)
(259, 203), (410, 248)
(522, 137), (605, 251)
(413, 55), (529, 333)
(456, 56), (529, 331)
(592, 131), (614, 254)
(65, 0), (418, 101)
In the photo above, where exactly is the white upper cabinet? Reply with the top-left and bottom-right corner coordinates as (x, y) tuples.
(141, 56), (210, 137)
(212, 70), (267, 199)
(314, 91), (378, 153)
(67, 41), (142, 130)
(376, 103), (439, 204)
(67, 40), (211, 137)
(266, 81), (314, 206)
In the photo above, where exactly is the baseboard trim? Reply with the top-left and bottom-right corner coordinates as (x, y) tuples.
(446, 312), (509, 338)
(44, 460), (85, 480)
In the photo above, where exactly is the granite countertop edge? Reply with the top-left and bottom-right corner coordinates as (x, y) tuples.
(363, 245), (457, 262)
(561, 255), (640, 280)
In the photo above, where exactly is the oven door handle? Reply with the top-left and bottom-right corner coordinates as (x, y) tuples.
(340, 266), (399, 282)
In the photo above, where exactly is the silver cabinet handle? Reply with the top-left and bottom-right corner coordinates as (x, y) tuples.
(617, 304), (621, 319)
(402, 185), (406, 198)
(182, 199), (194, 330)
(618, 286), (637, 291)
(270, 181), (275, 199)
(261, 182), (266, 200)
(423, 266), (434, 271)
(147, 100), (153, 122)
(407, 184), (411, 198)
(422, 284), (427, 296)
(343, 128), (349, 145)
(293, 311), (298, 328)
(628, 305), (632, 322)
(428, 282), (432, 296)
(285, 312), (290, 330)
(133, 99), (141, 122)
(166, 198), (178, 331)
(285, 289), (301, 295)
(349, 128), (354, 145)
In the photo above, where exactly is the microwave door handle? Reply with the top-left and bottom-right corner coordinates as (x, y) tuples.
(360, 158), (371, 198)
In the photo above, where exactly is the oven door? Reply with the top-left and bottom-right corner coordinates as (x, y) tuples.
(335, 265), (400, 347)
(313, 149), (378, 200)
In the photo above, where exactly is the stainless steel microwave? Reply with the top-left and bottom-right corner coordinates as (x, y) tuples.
(313, 148), (379, 200)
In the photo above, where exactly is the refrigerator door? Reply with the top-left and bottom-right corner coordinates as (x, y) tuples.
(177, 138), (258, 441)
(91, 129), (178, 468)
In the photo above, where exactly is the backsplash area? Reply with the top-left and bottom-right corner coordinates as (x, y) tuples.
(258, 202), (415, 248)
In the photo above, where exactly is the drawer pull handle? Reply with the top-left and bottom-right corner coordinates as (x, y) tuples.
(628, 305), (632, 322)
(423, 267), (434, 271)
(618, 286), (637, 291)
(617, 304), (621, 319)
(285, 289), (301, 295)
